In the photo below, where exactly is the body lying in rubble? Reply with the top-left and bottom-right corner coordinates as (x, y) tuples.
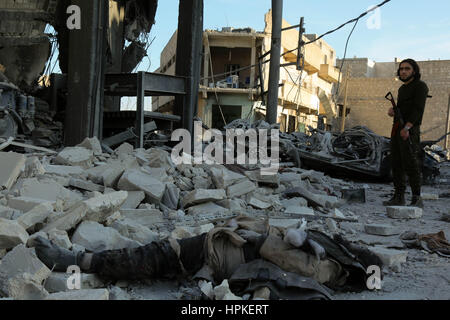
(34, 215), (383, 300)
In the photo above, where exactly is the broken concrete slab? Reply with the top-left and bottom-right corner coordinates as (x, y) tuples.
(215, 199), (246, 212)
(268, 218), (301, 230)
(114, 142), (134, 156)
(0, 204), (20, 220)
(48, 229), (72, 250)
(0, 245), (51, 287)
(161, 184), (180, 210)
(44, 272), (104, 293)
(43, 164), (84, 176)
(187, 202), (230, 216)
(118, 169), (166, 203)
(284, 206), (315, 216)
(54, 147), (95, 169)
(421, 193), (439, 200)
(77, 137), (102, 155)
(23, 156), (46, 178)
(110, 218), (159, 244)
(41, 202), (87, 233)
(46, 288), (109, 300)
(83, 191), (128, 223)
(198, 280), (214, 300)
(364, 224), (400, 236)
(368, 246), (408, 268)
(17, 202), (53, 230)
(227, 180), (257, 198)
(181, 189), (226, 208)
(101, 163), (125, 188)
(192, 176), (211, 189)
(0, 151), (26, 190)
(119, 209), (165, 229)
(121, 191), (145, 209)
(213, 279), (242, 300)
(284, 186), (340, 209)
(325, 218), (338, 233)
(145, 148), (174, 169)
(0, 218), (29, 249)
(245, 170), (280, 187)
(209, 166), (247, 189)
(281, 197), (308, 208)
(69, 178), (105, 193)
(247, 197), (272, 209)
(71, 221), (141, 252)
(386, 206), (423, 219)
(0, 273), (49, 300)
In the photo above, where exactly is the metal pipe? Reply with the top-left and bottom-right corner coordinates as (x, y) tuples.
(266, 0), (283, 124)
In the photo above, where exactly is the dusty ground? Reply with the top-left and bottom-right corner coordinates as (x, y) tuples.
(110, 163), (450, 301)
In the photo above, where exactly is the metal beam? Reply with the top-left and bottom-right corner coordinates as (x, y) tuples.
(174, 0), (204, 135)
(266, 0), (283, 124)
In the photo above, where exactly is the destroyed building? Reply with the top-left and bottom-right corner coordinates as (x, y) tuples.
(153, 10), (340, 133)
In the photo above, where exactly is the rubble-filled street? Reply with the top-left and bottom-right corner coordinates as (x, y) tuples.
(0, 137), (448, 300)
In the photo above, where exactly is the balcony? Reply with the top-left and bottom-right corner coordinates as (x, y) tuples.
(280, 81), (317, 111)
(319, 64), (340, 83)
(283, 44), (322, 75)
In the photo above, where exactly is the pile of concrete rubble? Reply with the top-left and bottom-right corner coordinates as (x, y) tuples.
(0, 135), (375, 300)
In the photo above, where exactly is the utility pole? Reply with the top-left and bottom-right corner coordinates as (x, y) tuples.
(340, 68), (350, 133)
(296, 17), (305, 71)
(266, 0), (283, 125)
(445, 94), (450, 150)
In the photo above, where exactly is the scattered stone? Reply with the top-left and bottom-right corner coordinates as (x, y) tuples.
(120, 191), (145, 209)
(216, 199), (245, 212)
(284, 206), (315, 216)
(118, 169), (166, 203)
(110, 218), (159, 244)
(23, 157), (46, 178)
(114, 143), (134, 156)
(421, 193), (438, 200)
(368, 246), (408, 268)
(0, 152), (26, 190)
(245, 170), (279, 187)
(44, 272), (104, 293)
(182, 189), (226, 208)
(54, 147), (95, 169)
(210, 166), (246, 189)
(69, 178), (105, 192)
(386, 206), (423, 219)
(247, 197), (272, 209)
(0, 273), (49, 300)
(281, 197), (308, 208)
(364, 224), (400, 236)
(43, 164), (84, 176)
(71, 221), (141, 252)
(77, 137), (102, 155)
(198, 280), (214, 299)
(0, 218), (29, 249)
(7, 196), (53, 213)
(17, 202), (54, 230)
(41, 201), (87, 232)
(325, 218), (338, 233)
(227, 180), (256, 198)
(119, 209), (165, 229)
(48, 229), (72, 250)
(187, 202), (229, 216)
(46, 288), (109, 300)
(83, 191), (128, 223)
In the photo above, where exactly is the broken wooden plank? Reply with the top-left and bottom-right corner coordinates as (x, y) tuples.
(102, 121), (157, 147)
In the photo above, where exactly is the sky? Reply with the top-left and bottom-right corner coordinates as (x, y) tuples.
(143, 0), (450, 72)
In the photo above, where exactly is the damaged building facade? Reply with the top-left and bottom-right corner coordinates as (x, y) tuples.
(336, 57), (450, 148)
(152, 10), (341, 133)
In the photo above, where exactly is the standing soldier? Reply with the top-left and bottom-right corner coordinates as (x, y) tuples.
(384, 59), (429, 208)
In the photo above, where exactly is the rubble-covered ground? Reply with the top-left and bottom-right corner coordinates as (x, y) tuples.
(0, 138), (448, 300)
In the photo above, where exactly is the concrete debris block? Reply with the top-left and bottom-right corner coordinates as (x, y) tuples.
(182, 189), (226, 208)
(421, 193), (438, 200)
(245, 170), (280, 187)
(85, 165), (108, 184)
(44, 272), (105, 293)
(161, 184), (180, 210)
(0, 205), (19, 220)
(119, 209), (165, 229)
(248, 197), (272, 209)
(109, 286), (131, 300)
(281, 197), (308, 208)
(17, 202), (53, 230)
(105, 211), (121, 226)
(41, 202), (87, 233)
(187, 202), (230, 216)
(171, 226), (196, 239)
(69, 178), (105, 193)
(8, 196), (53, 213)
(364, 224), (400, 236)
(194, 223), (215, 235)
(19, 178), (82, 209)
(213, 280), (241, 300)
(0, 249), (6, 259)
(142, 167), (170, 183)
(216, 199), (246, 212)
(368, 246), (408, 268)
(114, 142), (134, 156)
(101, 163), (125, 188)
(110, 218), (159, 244)
(227, 180), (257, 198)
(77, 137), (102, 155)
(325, 218), (338, 233)
(331, 208), (346, 219)
(279, 172), (303, 188)
(71, 221), (141, 252)
(268, 218), (301, 230)
(253, 287), (271, 300)
(48, 229), (72, 250)
(1, 273), (49, 300)
(140, 148), (174, 169)
(0, 152), (26, 190)
(43, 164), (84, 176)
(198, 280), (214, 300)
(210, 166), (246, 189)
(23, 157), (46, 178)
(54, 147), (95, 169)
(284, 206), (315, 216)
(0, 218), (29, 249)
(46, 289), (109, 300)
(386, 206), (423, 219)
(83, 191), (128, 223)
(192, 176), (211, 189)
(176, 176), (194, 191)
(118, 169), (166, 203)
(0, 245), (51, 286)
(121, 191), (145, 209)
(26, 232), (48, 248)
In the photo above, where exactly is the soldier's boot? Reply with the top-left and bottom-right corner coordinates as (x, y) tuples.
(409, 195), (424, 208)
(383, 191), (405, 206)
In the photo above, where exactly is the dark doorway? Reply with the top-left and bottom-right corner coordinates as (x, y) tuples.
(212, 104), (242, 130)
